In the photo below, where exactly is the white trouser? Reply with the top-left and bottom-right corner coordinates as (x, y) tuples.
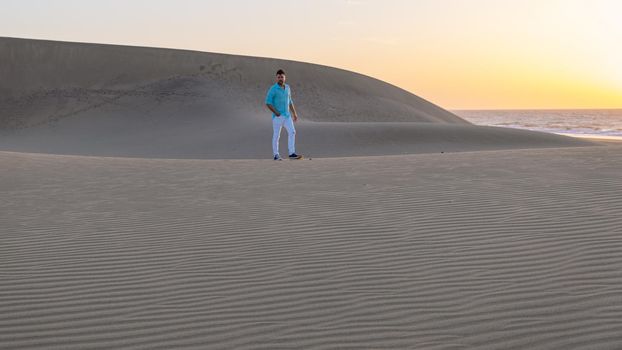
(272, 116), (296, 156)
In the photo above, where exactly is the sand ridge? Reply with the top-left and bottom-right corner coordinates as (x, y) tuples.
(0, 37), (592, 159)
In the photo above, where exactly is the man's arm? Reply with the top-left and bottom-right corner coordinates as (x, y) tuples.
(266, 104), (280, 116)
(265, 87), (280, 116)
(289, 102), (298, 122)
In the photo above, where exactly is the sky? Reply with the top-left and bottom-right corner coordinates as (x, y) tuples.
(1, 0), (621, 109)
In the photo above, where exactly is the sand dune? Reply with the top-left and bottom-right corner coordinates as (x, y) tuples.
(3, 146), (622, 349)
(2, 37), (619, 349)
(0, 36), (465, 125)
(0, 37), (591, 158)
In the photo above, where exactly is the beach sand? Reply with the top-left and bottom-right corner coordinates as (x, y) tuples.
(2, 37), (621, 349)
(2, 144), (622, 349)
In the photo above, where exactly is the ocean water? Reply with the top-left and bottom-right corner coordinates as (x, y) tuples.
(453, 109), (622, 140)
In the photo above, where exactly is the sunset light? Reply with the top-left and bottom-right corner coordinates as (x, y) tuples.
(1, 0), (621, 109)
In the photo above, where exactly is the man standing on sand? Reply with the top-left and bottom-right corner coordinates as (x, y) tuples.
(265, 69), (301, 160)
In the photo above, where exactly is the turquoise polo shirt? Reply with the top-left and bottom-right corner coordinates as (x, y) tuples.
(265, 83), (294, 118)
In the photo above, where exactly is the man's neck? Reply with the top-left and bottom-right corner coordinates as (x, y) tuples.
(278, 82), (285, 88)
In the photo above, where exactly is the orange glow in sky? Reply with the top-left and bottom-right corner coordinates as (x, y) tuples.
(1, 0), (621, 109)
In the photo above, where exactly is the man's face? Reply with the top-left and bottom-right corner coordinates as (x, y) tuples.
(276, 73), (286, 84)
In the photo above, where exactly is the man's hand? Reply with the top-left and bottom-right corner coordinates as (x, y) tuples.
(289, 103), (298, 122)
(267, 104), (280, 117)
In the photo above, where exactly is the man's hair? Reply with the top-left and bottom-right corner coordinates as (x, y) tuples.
(276, 69), (285, 76)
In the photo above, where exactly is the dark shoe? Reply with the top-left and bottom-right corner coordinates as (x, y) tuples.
(274, 155), (282, 161)
(289, 153), (301, 159)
